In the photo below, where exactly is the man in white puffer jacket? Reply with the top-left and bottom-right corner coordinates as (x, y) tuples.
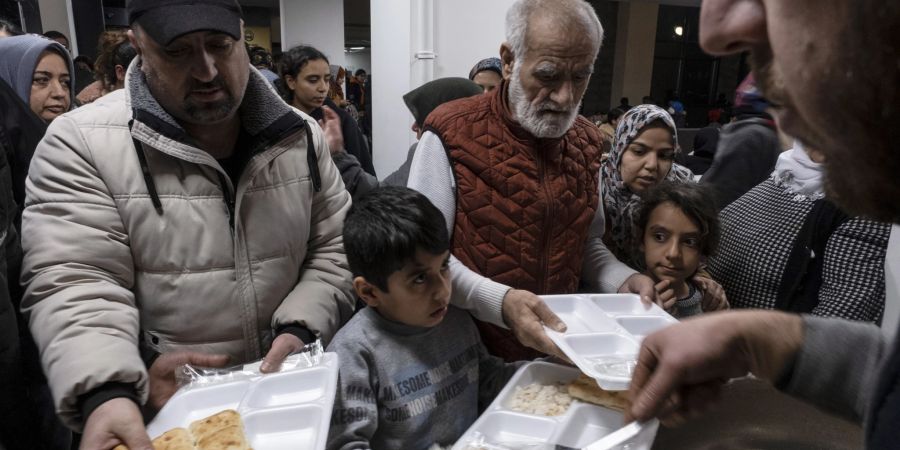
(18, 1), (355, 448)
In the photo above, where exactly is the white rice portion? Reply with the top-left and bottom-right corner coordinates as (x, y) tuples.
(509, 383), (573, 416)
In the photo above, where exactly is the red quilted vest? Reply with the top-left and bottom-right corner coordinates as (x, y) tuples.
(424, 81), (602, 361)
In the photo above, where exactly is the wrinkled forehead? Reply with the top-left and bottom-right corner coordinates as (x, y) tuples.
(522, 11), (600, 58)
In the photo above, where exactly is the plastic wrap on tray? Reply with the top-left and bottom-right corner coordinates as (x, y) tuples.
(456, 431), (563, 450)
(175, 339), (325, 389)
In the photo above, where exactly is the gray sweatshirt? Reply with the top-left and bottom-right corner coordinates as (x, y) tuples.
(326, 306), (521, 450)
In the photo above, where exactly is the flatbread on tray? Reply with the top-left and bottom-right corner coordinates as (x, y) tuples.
(113, 409), (251, 450)
(566, 374), (630, 412)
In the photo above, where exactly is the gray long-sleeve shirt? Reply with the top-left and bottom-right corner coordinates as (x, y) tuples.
(326, 306), (521, 450)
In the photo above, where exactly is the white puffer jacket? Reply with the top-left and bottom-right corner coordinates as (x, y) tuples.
(20, 60), (355, 428)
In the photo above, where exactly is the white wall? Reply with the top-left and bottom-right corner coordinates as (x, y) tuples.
(280, 0), (345, 65)
(371, 0), (515, 177)
(345, 50), (371, 75)
(431, 0), (514, 79)
(38, 0), (77, 53)
(371, 0), (413, 175)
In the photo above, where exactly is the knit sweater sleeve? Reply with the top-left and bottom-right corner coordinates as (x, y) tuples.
(812, 218), (891, 322)
(580, 173), (637, 293)
(326, 323), (378, 450)
(780, 316), (886, 422)
(407, 131), (511, 327)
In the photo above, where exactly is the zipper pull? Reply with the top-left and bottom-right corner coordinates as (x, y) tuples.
(216, 172), (236, 231)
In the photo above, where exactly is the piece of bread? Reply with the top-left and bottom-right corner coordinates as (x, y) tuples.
(114, 409), (251, 450)
(566, 374), (630, 412)
(195, 424), (252, 450)
(189, 410), (251, 450)
(152, 428), (194, 450)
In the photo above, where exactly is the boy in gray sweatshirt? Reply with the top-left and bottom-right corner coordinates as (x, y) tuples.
(326, 186), (521, 450)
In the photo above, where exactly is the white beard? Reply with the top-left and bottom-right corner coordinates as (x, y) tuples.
(508, 65), (581, 139)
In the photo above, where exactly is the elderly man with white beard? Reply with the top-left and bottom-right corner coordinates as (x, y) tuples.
(407, 0), (660, 362)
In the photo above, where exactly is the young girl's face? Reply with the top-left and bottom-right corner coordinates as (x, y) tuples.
(285, 58), (330, 114)
(642, 201), (702, 286)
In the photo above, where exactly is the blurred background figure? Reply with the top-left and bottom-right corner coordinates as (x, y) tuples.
(329, 65), (348, 107)
(0, 18), (23, 37)
(41, 30), (69, 50)
(468, 57), (503, 94)
(701, 74), (783, 210)
(597, 107), (624, 159)
(76, 31), (136, 105)
(347, 68), (367, 112)
(677, 126), (719, 178)
(249, 45), (279, 86)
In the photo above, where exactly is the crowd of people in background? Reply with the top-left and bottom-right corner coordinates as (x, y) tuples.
(0, 0), (898, 448)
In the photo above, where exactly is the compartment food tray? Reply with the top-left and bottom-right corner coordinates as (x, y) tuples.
(146, 352), (339, 450)
(452, 361), (658, 450)
(543, 293), (677, 391)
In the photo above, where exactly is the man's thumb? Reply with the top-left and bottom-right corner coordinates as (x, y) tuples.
(119, 424), (153, 450)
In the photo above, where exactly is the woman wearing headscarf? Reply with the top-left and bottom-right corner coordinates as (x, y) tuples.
(0, 34), (74, 125)
(707, 142), (890, 322)
(677, 126), (720, 177)
(701, 74), (783, 210)
(601, 104), (695, 266)
(328, 65), (348, 107)
(0, 33), (74, 450)
(327, 77), (483, 200)
(600, 104), (727, 312)
(468, 57), (503, 94)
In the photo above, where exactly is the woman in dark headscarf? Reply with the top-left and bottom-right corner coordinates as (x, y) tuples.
(677, 126), (720, 176)
(329, 77), (483, 199)
(0, 34), (74, 124)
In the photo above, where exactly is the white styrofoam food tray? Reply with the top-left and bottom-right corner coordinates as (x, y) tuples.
(452, 361), (658, 450)
(543, 294), (677, 391)
(146, 352), (339, 450)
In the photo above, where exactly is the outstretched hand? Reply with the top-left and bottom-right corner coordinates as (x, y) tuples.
(318, 106), (345, 156)
(260, 333), (305, 373)
(501, 289), (567, 358)
(81, 398), (152, 450)
(626, 311), (804, 426)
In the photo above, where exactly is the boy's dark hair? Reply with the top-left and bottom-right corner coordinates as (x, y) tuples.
(354, 68), (366, 77)
(636, 181), (720, 256)
(343, 186), (450, 292)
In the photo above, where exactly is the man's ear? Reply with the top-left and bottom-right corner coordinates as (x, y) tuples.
(353, 276), (381, 307)
(115, 65), (126, 82)
(499, 43), (515, 80)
